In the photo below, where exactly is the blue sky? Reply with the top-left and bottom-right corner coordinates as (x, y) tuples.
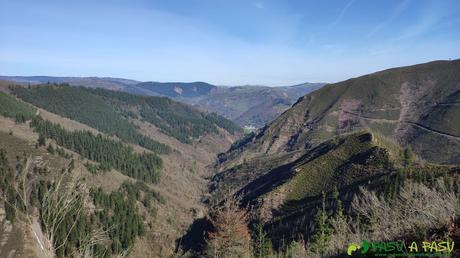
(1, 0), (459, 85)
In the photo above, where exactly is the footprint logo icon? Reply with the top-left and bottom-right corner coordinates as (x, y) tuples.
(347, 243), (360, 256)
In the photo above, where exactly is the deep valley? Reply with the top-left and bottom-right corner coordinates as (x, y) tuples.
(1, 60), (460, 258)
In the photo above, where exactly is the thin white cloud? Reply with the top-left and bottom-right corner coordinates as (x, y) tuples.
(330, 0), (356, 27)
(367, 0), (411, 38)
(397, 1), (460, 40)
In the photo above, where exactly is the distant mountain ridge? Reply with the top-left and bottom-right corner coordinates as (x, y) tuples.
(126, 81), (325, 127)
(1, 75), (325, 127)
(0, 75), (139, 90)
(135, 81), (216, 98)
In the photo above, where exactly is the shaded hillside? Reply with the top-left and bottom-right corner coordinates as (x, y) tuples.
(222, 59), (460, 165)
(212, 132), (397, 208)
(209, 130), (460, 255)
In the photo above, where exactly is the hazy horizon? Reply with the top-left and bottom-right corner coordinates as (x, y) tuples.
(1, 58), (457, 87)
(1, 0), (460, 86)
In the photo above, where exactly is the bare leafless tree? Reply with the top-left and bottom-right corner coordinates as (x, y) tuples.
(5, 157), (108, 258)
(302, 179), (459, 257)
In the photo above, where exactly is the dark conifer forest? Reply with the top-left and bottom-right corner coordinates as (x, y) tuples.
(30, 116), (163, 183)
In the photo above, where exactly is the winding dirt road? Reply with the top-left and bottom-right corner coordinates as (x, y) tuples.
(341, 110), (460, 141)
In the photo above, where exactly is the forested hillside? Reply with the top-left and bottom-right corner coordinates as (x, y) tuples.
(0, 147), (155, 257)
(0, 81), (238, 257)
(12, 85), (171, 152)
(0, 91), (36, 123)
(88, 87), (241, 142)
(12, 84), (241, 144)
(31, 116), (162, 183)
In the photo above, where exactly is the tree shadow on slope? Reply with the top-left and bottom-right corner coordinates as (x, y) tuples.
(175, 217), (212, 257)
